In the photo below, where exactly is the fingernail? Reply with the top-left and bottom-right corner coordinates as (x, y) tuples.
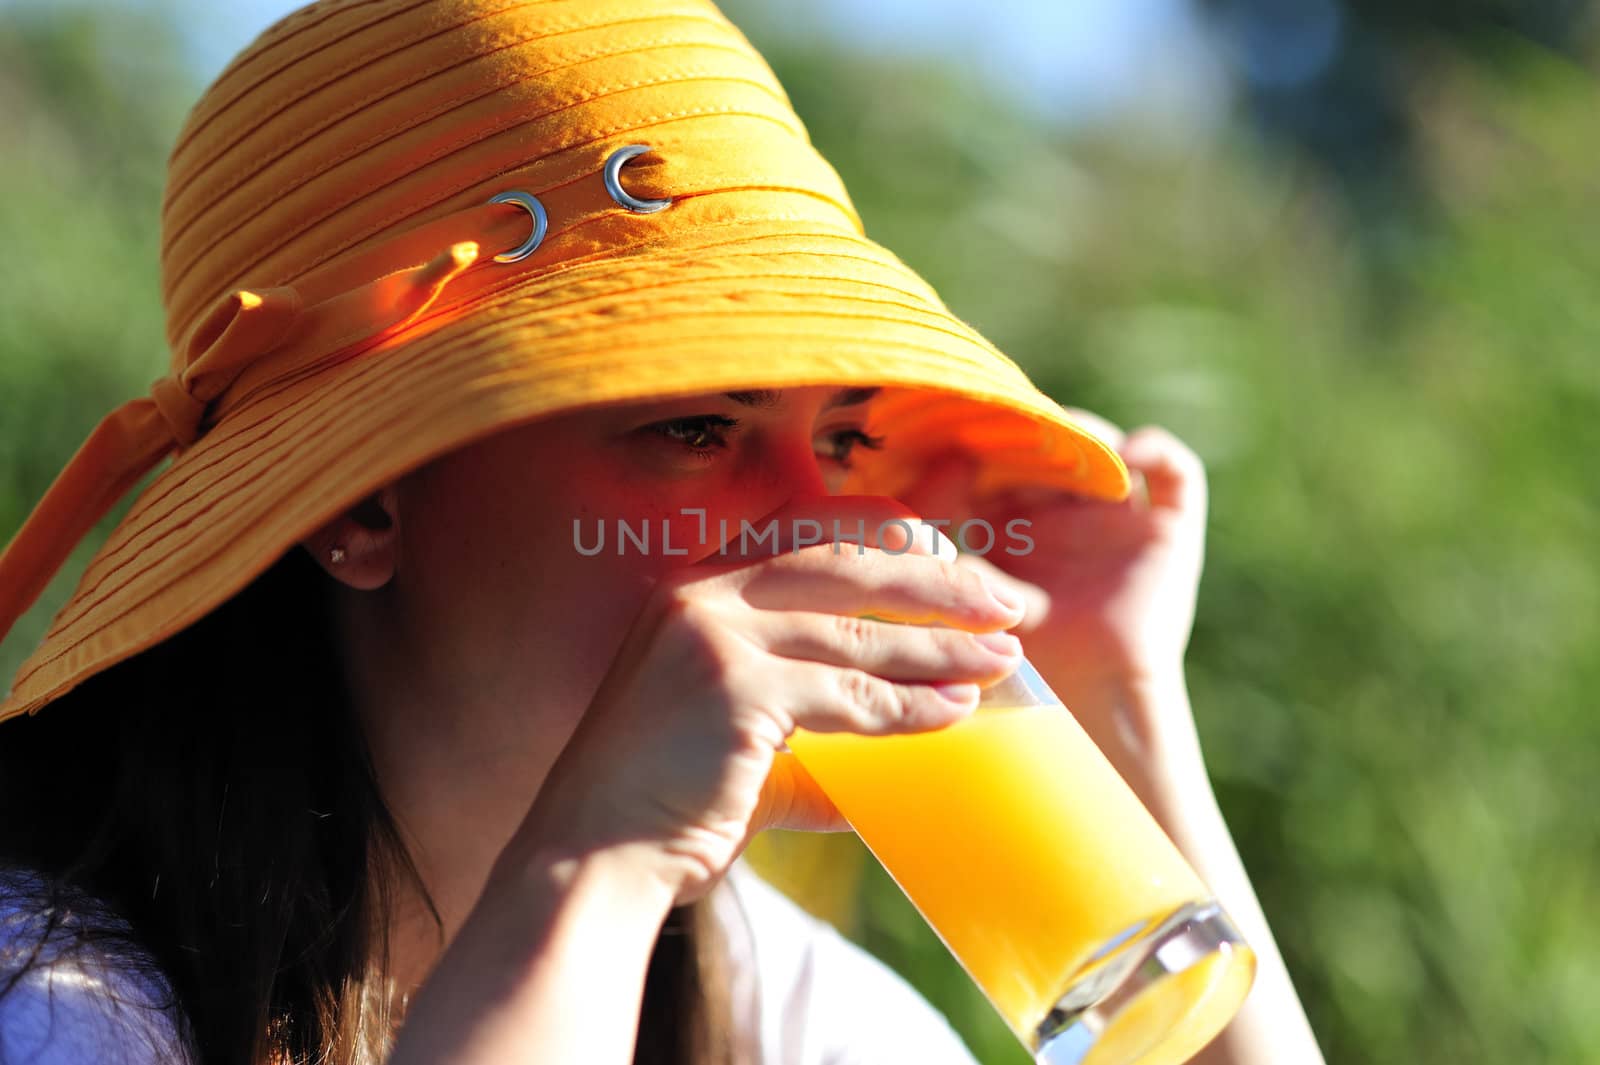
(973, 630), (1022, 656)
(934, 682), (979, 705)
(983, 576), (1027, 617)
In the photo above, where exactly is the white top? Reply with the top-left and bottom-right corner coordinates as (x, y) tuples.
(716, 861), (980, 1064)
(0, 862), (980, 1064)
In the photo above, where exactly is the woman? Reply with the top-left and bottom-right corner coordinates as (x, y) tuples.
(0, 1), (1324, 1063)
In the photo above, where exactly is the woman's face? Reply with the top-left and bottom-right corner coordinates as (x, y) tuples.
(376, 384), (884, 743)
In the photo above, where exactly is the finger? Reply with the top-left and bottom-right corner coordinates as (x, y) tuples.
(774, 655), (979, 735)
(951, 554), (1052, 635)
(984, 495), (1158, 565)
(704, 494), (950, 560)
(745, 609), (1022, 681)
(1117, 427), (1207, 515)
(1061, 406), (1127, 450)
(725, 543), (1026, 630)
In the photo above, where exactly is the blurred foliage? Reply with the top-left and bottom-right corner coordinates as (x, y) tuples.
(730, 7), (1600, 1065)
(1197, 0), (1597, 226)
(0, 4), (187, 670)
(3, 3), (1598, 1064)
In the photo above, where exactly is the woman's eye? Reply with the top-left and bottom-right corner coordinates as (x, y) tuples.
(818, 427), (886, 467)
(649, 414), (741, 459)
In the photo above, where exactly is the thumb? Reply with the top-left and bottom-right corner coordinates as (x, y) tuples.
(749, 752), (851, 837)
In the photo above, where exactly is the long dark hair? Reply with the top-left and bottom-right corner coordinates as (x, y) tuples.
(0, 544), (731, 1064)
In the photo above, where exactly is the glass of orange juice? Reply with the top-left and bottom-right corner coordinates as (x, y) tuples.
(786, 653), (1256, 1064)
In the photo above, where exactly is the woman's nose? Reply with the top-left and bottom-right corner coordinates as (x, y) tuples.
(778, 441), (832, 501)
(745, 434), (832, 518)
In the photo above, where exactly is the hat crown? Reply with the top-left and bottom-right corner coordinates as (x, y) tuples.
(158, 0), (860, 363)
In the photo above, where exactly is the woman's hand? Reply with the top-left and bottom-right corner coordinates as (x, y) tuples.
(901, 414), (1329, 1065)
(898, 410), (1212, 791)
(391, 498), (1024, 1065)
(496, 497), (1027, 907)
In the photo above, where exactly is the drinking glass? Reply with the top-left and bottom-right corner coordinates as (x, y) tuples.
(786, 652), (1256, 1064)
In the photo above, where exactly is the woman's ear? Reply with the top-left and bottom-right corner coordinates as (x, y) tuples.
(299, 484), (401, 590)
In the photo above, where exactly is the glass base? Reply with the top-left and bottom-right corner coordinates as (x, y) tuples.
(1033, 901), (1256, 1065)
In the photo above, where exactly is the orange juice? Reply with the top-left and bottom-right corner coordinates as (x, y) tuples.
(1078, 944), (1257, 1065)
(787, 703), (1239, 1047)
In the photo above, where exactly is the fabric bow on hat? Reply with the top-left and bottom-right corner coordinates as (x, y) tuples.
(0, 237), (481, 645)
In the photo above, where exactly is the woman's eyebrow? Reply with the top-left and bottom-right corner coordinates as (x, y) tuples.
(723, 389), (782, 409)
(721, 386), (881, 410)
(824, 386), (881, 409)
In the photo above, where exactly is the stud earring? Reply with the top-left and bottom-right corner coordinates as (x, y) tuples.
(328, 545), (348, 565)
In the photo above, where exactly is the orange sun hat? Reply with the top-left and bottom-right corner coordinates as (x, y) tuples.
(0, 0), (1128, 723)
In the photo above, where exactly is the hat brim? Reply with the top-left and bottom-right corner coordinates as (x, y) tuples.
(1, 218), (1126, 721)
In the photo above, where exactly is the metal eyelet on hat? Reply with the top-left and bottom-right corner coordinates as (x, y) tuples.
(487, 190), (549, 263)
(603, 145), (673, 214)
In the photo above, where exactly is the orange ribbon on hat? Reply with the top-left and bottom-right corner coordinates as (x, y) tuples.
(0, 161), (709, 649)
(0, 236), (484, 645)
